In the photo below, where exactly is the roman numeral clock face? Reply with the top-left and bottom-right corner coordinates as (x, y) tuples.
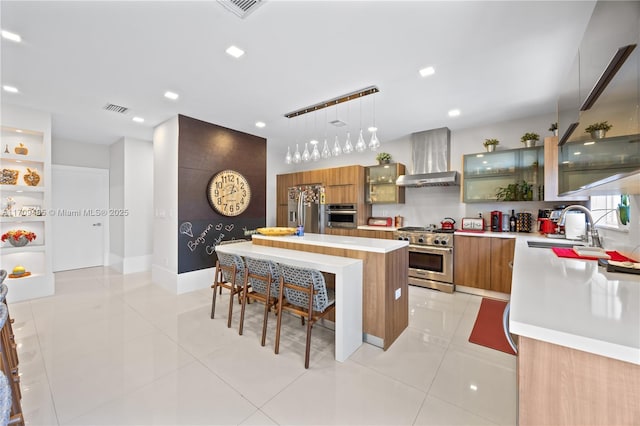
(207, 170), (251, 216)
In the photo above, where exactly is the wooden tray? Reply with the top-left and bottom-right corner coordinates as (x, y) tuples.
(256, 227), (297, 236)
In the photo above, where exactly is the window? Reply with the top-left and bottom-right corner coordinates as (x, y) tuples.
(590, 195), (626, 229)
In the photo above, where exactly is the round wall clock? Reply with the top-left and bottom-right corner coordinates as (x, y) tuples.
(207, 169), (251, 216)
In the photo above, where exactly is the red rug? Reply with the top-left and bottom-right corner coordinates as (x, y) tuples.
(468, 298), (516, 355)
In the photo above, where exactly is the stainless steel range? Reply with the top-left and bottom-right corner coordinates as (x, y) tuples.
(394, 226), (454, 293)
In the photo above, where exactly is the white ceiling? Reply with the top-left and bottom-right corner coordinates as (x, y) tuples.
(1, 1), (596, 150)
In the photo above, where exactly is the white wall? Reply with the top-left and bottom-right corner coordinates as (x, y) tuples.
(267, 112), (561, 227)
(109, 137), (153, 273)
(52, 139), (110, 169)
(151, 116), (179, 290)
(109, 139), (125, 259)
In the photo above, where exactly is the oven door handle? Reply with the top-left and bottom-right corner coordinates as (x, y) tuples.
(408, 245), (453, 254)
(326, 210), (357, 214)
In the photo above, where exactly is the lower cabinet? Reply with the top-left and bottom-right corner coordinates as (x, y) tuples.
(518, 336), (640, 425)
(453, 235), (515, 293)
(324, 228), (394, 239)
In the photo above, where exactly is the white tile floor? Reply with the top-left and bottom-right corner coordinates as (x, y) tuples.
(11, 267), (516, 425)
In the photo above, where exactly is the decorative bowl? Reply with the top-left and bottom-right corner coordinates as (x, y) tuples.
(8, 236), (30, 247)
(256, 227), (297, 236)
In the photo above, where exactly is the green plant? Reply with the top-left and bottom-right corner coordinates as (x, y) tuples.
(496, 181), (533, 201)
(376, 152), (392, 163)
(520, 132), (539, 143)
(618, 194), (630, 225)
(585, 121), (613, 133)
(548, 122), (558, 132)
(483, 138), (499, 147)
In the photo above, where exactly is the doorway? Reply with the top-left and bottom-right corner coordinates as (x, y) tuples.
(52, 166), (109, 272)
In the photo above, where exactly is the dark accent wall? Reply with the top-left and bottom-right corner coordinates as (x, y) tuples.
(177, 115), (266, 273)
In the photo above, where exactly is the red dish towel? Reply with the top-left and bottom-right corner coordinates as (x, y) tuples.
(551, 248), (636, 262)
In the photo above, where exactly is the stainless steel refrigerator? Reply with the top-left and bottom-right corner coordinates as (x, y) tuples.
(287, 184), (325, 233)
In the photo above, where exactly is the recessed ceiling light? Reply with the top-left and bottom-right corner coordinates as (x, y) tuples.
(225, 45), (245, 58)
(132, 117), (145, 123)
(448, 109), (461, 117)
(3, 85), (18, 93)
(255, 121), (265, 128)
(164, 91), (179, 100)
(1, 30), (21, 43)
(419, 66), (435, 77)
(15, 129), (22, 133)
(368, 126), (378, 132)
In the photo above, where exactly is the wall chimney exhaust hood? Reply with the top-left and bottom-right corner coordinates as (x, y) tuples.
(396, 127), (459, 187)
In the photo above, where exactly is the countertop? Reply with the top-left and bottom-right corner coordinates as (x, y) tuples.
(510, 234), (640, 365)
(357, 225), (397, 231)
(454, 230), (518, 238)
(252, 233), (408, 253)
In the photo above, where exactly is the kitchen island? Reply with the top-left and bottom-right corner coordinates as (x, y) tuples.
(510, 235), (640, 424)
(252, 233), (409, 350)
(216, 241), (363, 362)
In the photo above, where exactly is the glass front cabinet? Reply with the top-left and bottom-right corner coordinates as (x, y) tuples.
(366, 163), (405, 204)
(463, 147), (544, 202)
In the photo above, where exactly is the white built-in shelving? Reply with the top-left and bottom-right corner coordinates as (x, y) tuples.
(1, 110), (54, 302)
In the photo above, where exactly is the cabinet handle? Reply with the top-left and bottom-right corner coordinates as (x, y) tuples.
(508, 260), (513, 269)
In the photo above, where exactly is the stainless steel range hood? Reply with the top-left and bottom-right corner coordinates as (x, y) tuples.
(396, 127), (459, 187)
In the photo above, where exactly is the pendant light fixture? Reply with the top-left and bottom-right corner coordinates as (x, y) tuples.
(368, 92), (380, 151)
(355, 96), (367, 152)
(343, 102), (354, 154)
(321, 108), (331, 159)
(283, 85), (379, 165)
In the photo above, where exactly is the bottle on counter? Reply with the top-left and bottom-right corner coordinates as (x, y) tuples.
(509, 209), (517, 232)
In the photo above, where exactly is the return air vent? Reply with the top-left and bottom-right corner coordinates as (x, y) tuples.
(103, 103), (129, 114)
(217, 0), (264, 19)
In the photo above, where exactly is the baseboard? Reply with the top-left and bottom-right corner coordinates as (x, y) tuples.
(151, 264), (215, 294)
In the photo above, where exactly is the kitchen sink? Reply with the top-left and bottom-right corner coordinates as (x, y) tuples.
(527, 241), (585, 249)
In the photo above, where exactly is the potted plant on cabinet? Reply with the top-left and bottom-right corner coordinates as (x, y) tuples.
(483, 138), (499, 152)
(521, 132), (540, 148)
(549, 122), (558, 136)
(618, 194), (629, 225)
(376, 152), (392, 165)
(585, 121), (612, 139)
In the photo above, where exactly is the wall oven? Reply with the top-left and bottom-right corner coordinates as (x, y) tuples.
(395, 227), (454, 293)
(325, 204), (357, 229)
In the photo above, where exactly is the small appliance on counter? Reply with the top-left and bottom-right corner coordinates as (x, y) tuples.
(368, 217), (393, 227)
(516, 212), (533, 232)
(440, 217), (456, 230)
(491, 211), (503, 232)
(461, 217), (484, 231)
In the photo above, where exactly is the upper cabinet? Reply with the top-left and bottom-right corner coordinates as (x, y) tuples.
(557, 1), (640, 195)
(365, 163), (405, 204)
(463, 147), (543, 203)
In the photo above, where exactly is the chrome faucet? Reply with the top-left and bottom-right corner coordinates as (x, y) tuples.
(558, 205), (601, 247)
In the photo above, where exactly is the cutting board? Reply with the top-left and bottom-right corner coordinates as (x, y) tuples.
(552, 247), (635, 262)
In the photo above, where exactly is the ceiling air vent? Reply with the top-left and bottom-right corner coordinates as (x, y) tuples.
(217, 0), (264, 19)
(103, 103), (129, 114)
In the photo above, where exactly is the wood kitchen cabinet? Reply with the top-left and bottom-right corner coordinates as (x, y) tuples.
(276, 165), (370, 227)
(518, 336), (640, 425)
(453, 235), (515, 294)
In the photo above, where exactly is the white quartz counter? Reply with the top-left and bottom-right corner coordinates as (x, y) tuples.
(252, 233), (408, 253)
(356, 225), (397, 232)
(510, 235), (640, 365)
(454, 230), (518, 239)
